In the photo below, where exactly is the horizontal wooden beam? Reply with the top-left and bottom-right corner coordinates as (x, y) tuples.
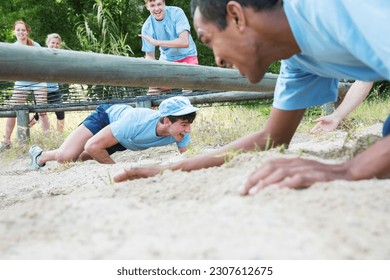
(0, 42), (279, 92)
(157, 91), (274, 105)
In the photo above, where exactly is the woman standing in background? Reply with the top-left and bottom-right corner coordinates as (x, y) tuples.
(30, 33), (66, 134)
(0, 20), (49, 151)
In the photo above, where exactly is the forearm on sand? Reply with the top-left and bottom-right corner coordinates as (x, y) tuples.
(167, 129), (292, 173)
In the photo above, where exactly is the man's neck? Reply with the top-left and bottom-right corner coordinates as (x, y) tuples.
(249, 6), (301, 60)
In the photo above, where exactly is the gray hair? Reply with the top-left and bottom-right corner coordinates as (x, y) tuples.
(190, 0), (280, 30)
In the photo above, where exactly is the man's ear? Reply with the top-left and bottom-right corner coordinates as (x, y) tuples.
(163, 117), (171, 125)
(226, 1), (246, 30)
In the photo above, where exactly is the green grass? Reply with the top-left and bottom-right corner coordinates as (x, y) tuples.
(190, 101), (271, 148)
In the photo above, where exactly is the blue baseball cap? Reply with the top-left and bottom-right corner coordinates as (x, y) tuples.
(159, 96), (198, 117)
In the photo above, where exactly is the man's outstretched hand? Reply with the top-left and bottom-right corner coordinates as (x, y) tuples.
(239, 157), (349, 195)
(113, 166), (164, 183)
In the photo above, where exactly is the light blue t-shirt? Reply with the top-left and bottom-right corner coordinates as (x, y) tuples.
(106, 104), (190, 150)
(141, 6), (197, 61)
(274, 0), (390, 110)
(47, 82), (59, 93)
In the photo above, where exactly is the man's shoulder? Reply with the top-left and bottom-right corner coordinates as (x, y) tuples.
(109, 106), (159, 125)
(166, 6), (184, 12)
(166, 6), (185, 17)
(122, 107), (159, 118)
(107, 104), (132, 114)
(112, 104), (132, 109)
(142, 15), (153, 28)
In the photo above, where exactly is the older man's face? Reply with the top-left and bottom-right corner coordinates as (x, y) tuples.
(193, 7), (271, 84)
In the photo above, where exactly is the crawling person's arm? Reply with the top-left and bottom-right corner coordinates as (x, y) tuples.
(240, 135), (390, 195)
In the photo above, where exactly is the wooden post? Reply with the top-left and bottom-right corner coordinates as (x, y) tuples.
(322, 102), (335, 115)
(16, 109), (29, 144)
(135, 97), (152, 109)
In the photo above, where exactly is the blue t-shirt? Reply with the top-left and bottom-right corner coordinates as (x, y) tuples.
(274, 0), (390, 110)
(47, 82), (59, 93)
(141, 6), (197, 61)
(106, 105), (190, 150)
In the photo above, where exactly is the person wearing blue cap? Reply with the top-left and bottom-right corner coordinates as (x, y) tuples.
(27, 96), (198, 170)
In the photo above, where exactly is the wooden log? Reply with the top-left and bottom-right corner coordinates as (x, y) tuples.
(0, 42), (278, 92)
(16, 109), (29, 144)
(153, 91), (274, 105)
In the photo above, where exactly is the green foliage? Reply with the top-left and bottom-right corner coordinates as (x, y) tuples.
(0, 0), (92, 48)
(75, 0), (133, 55)
(267, 61), (281, 74)
(95, 0), (147, 57)
(0, 82), (13, 105)
(0, 0), (144, 52)
(368, 81), (390, 101)
(196, 43), (216, 66)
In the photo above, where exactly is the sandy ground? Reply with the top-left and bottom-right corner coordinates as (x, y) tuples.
(1, 123), (390, 260)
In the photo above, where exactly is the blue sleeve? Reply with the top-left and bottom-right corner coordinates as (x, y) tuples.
(273, 60), (339, 110)
(174, 8), (191, 35)
(141, 18), (156, 53)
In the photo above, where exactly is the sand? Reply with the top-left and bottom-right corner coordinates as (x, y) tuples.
(1, 123), (390, 260)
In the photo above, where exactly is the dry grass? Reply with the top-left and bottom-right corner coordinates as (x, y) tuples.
(189, 104), (269, 152)
(0, 111), (92, 159)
